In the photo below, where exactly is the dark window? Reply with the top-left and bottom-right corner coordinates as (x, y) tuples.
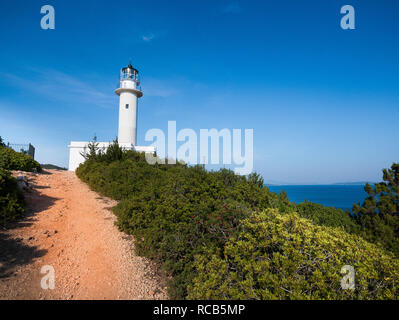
(125, 104), (129, 109)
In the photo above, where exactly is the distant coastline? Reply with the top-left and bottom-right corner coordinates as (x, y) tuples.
(265, 181), (375, 187)
(332, 181), (375, 186)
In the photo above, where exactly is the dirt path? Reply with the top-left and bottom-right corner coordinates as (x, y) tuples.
(0, 170), (167, 300)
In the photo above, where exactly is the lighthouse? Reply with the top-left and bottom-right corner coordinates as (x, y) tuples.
(115, 63), (142, 146)
(68, 62), (155, 171)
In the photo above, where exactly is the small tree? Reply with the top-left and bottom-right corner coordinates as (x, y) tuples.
(0, 136), (6, 148)
(81, 135), (101, 161)
(104, 138), (124, 162)
(353, 163), (399, 256)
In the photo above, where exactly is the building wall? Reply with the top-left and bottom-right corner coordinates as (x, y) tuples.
(68, 141), (155, 171)
(68, 141), (108, 172)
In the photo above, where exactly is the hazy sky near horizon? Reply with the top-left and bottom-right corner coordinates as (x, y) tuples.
(0, 0), (398, 184)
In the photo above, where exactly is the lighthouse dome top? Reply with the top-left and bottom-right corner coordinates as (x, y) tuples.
(122, 63), (139, 74)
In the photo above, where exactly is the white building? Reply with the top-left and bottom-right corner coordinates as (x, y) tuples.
(68, 63), (155, 171)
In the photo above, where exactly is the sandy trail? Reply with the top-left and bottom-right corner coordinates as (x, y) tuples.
(0, 169), (167, 300)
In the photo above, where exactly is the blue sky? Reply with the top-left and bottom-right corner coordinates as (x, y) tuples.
(0, 0), (398, 184)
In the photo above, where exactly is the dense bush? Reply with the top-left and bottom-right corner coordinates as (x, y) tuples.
(0, 145), (42, 172)
(0, 168), (25, 223)
(187, 209), (399, 300)
(76, 145), (399, 299)
(294, 201), (359, 234)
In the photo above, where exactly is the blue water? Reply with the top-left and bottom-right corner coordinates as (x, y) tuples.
(268, 185), (369, 211)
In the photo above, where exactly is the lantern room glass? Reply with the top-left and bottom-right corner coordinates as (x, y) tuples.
(120, 68), (139, 82)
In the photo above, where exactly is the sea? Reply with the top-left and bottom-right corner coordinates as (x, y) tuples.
(267, 185), (369, 211)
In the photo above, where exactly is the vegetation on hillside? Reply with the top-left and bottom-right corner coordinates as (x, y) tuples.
(0, 147), (42, 173)
(0, 137), (42, 173)
(0, 167), (25, 223)
(40, 164), (67, 170)
(188, 209), (399, 300)
(76, 141), (399, 299)
(0, 136), (41, 222)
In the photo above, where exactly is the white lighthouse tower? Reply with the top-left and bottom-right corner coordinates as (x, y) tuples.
(68, 62), (155, 171)
(115, 63), (142, 146)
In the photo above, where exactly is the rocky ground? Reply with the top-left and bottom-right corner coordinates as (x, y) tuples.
(0, 169), (168, 300)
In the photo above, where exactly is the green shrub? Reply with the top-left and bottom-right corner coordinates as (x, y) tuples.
(0, 146), (42, 172)
(0, 168), (25, 222)
(294, 201), (359, 234)
(76, 150), (399, 299)
(187, 209), (399, 300)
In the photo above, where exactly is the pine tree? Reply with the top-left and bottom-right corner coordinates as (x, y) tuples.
(81, 135), (100, 161)
(353, 163), (399, 256)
